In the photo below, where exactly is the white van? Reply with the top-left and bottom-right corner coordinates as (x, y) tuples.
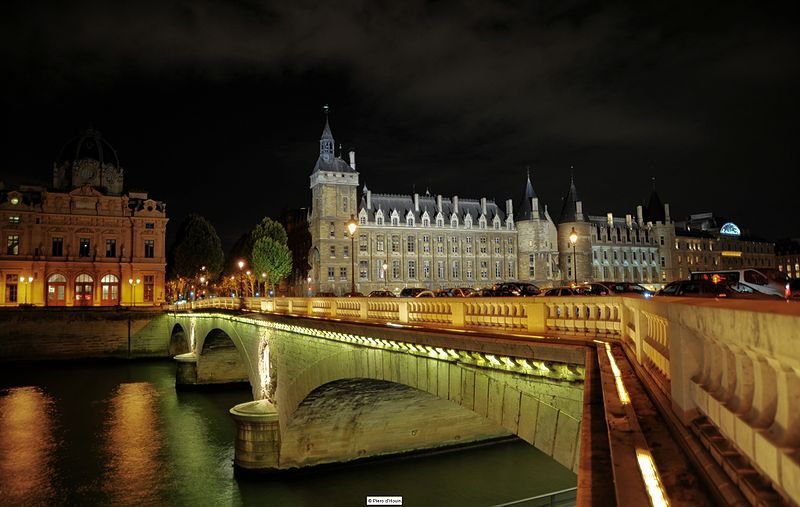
(690, 269), (789, 298)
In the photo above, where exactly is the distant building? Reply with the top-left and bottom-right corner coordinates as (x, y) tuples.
(0, 129), (168, 307)
(305, 111), (781, 294)
(775, 239), (799, 279)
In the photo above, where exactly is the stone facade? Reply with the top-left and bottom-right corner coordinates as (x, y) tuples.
(306, 113), (779, 293)
(0, 129), (168, 307)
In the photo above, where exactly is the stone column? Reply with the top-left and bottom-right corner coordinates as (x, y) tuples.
(174, 352), (198, 387)
(230, 400), (281, 473)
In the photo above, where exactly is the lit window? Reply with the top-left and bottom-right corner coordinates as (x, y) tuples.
(8, 216), (20, 224)
(6, 235), (20, 255)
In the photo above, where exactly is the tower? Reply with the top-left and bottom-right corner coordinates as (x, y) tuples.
(308, 107), (359, 294)
(515, 169), (560, 286)
(557, 174), (592, 284)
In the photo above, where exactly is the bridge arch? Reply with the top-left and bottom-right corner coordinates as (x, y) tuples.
(192, 327), (250, 386)
(277, 345), (581, 473)
(169, 323), (190, 356)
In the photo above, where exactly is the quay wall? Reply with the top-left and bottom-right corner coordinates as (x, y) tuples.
(0, 309), (171, 360)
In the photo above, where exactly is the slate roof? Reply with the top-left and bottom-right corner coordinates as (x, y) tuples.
(517, 171), (546, 220)
(360, 193), (506, 223)
(558, 176), (582, 224)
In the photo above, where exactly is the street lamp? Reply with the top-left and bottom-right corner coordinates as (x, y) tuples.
(382, 261), (388, 290)
(347, 215), (358, 295)
(237, 259), (245, 297)
(22, 275), (33, 305)
(569, 227), (578, 286)
(128, 277), (141, 307)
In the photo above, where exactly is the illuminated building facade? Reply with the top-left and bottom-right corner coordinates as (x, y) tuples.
(776, 239), (800, 279)
(0, 129), (168, 307)
(307, 112), (780, 294)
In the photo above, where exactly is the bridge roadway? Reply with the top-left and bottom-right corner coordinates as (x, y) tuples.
(167, 295), (800, 506)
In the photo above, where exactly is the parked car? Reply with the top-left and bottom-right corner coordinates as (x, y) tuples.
(342, 292), (364, 297)
(436, 287), (476, 297)
(399, 287), (427, 297)
(368, 290), (396, 297)
(468, 288), (496, 297)
(655, 280), (733, 298)
(585, 281), (654, 297)
(315, 292), (336, 297)
(490, 282), (541, 296)
(541, 286), (589, 296)
(415, 290), (436, 298)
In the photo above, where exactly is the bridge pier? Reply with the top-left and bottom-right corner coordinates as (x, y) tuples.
(230, 400), (281, 474)
(174, 352), (198, 386)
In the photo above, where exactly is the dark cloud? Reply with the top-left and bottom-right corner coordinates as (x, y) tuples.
(1, 0), (798, 246)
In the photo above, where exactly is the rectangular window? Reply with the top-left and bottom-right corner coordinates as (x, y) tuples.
(392, 260), (401, 279)
(8, 216), (20, 224)
(79, 238), (91, 257)
(106, 239), (116, 258)
(359, 260), (368, 280)
(479, 237), (487, 254)
(144, 239), (154, 258)
(329, 222), (335, 238)
(143, 275), (154, 302)
(437, 260), (445, 279)
(6, 235), (20, 255)
(329, 245), (336, 258)
(340, 267), (347, 281)
(145, 223), (155, 230)
(327, 267), (335, 281)
(451, 261), (459, 279)
(408, 260), (417, 279)
(5, 274), (19, 303)
(423, 260), (431, 279)
(343, 245), (349, 258)
(52, 237), (63, 257)
(391, 236), (400, 253)
(507, 261), (514, 278)
(407, 236), (415, 253)
(422, 235), (430, 254)
(359, 234), (368, 253)
(660, 236), (665, 246)
(495, 261), (502, 279)
(529, 253), (535, 277)
(466, 261), (473, 280)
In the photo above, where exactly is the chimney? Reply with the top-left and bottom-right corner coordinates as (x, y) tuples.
(532, 197), (539, 215)
(607, 212), (613, 226)
(636, 205), (643, 225)
(414, 193), (419, 213)
(575, 201), (583, 220)
(349, 151), (356, 171)
(453, 195), (459, 214)
(626, 214), (632, 227)
(437, 194), (443, 213)
(664, 203), (671, 223)
(505, 198), (513, 217)
(366, 189), (372, 210)
(480, 197), (487, 216)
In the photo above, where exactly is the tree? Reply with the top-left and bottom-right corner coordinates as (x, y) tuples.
(169, 214), (224, 280)
(251, 236), (292, 295)
(252, 217), (288, 245)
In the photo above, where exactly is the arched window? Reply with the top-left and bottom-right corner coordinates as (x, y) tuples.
(450, 215), (458, 228)
(47, 273), (66, 306)
(101, 274), (120, 305)
(74, 274), (94, 306)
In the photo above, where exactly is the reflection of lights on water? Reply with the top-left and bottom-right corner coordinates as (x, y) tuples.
(103, 382), (162, 505)
(0, 386), (57, 504)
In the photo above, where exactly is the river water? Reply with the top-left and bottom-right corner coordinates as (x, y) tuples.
(0, 360), (576, 507)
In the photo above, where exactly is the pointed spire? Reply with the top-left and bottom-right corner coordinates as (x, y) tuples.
(558, 172), (583, 224)
(517, 166), (542, 220)
(320, 104), (334, 162)
(644, 176), (665, 223)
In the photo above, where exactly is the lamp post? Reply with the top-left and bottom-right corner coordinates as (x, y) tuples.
(237, 260), (245, 298)
(569, 227), (578, 286)
(347, 215), (358, 295)
(128, 277), (141, 307)
(22, 275), (33, 305)
(382, 261), (388, 291)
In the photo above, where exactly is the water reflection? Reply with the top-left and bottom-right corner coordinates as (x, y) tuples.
(102, 382), (165, 505)
(0, 386), (58, 505)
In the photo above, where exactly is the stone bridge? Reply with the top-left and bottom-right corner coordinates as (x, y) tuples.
(167, 295), (800, 506)
(167, 311), (585, 473)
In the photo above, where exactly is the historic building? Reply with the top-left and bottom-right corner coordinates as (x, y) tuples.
(0, 128), (168, 307)
(671, 213), (775, 280)
(307, 111), (780, 294)
(776, 239), (800, 279)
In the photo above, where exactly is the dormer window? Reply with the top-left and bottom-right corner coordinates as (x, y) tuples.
(465, 214), (473, 229)
(421, 212), (430, 227)
(450, 215), (459, 228)
(391, 211), (400, 226)
(376, 210), (384, 226)
(406, 213), (415, 227)
(436, 213), (444, 227)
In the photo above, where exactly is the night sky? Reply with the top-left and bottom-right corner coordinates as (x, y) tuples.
(2, 1), (797, 250)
